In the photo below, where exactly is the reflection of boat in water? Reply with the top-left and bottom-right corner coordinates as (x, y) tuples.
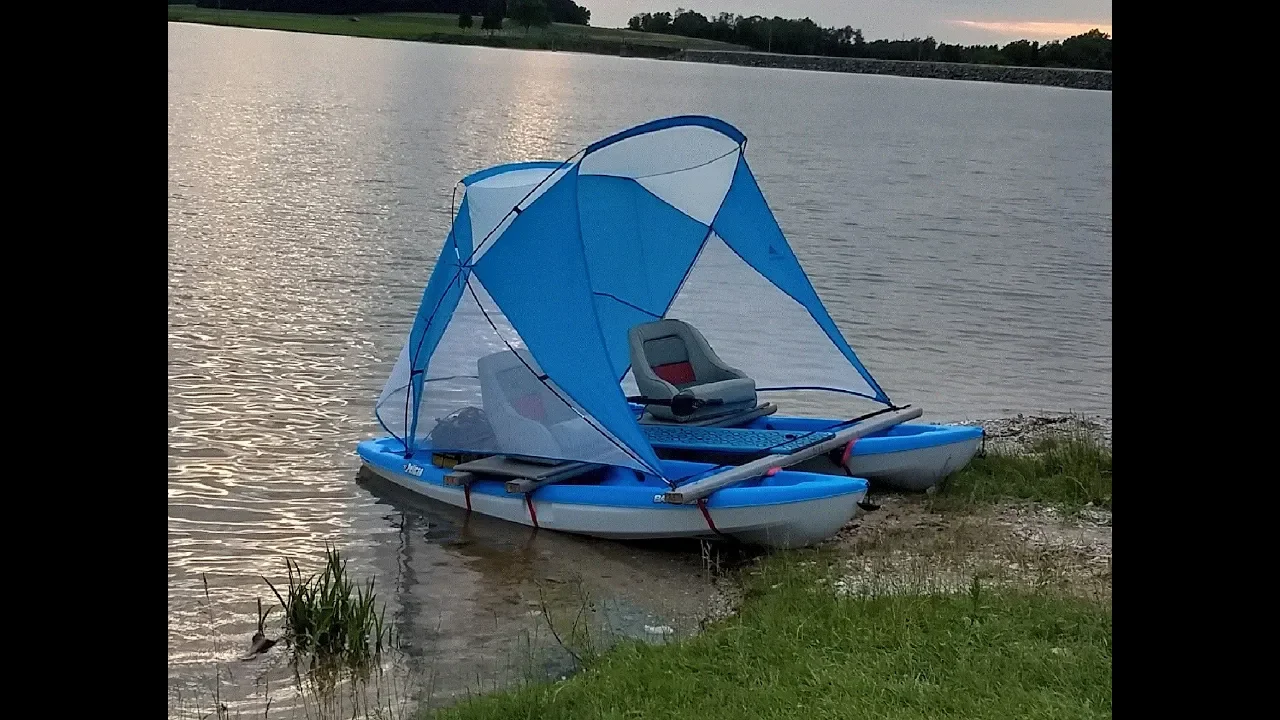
(359, 115), (980, 548)
(357, 468), (717, 698)
(358, 466), (544, 552)
(357, 470), (585, 705)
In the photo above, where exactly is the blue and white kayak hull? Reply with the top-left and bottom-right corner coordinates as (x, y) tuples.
(842, 426), (983, 491)
(357, 437), (867, 549)
(668, 418), (984, 493)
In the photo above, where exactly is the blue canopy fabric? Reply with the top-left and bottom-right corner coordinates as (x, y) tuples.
(375, 116), (891, 478)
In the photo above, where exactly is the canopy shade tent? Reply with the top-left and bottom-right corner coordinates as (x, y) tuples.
(375, 116), (891, 480)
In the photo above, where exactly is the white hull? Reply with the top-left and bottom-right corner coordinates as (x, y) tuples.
(844, 436), (983, 491)
(360, 461), (865, 550)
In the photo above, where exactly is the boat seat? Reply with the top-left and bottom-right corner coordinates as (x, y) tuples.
(628, 319), (757, 423)
(477, 349), (603, 464)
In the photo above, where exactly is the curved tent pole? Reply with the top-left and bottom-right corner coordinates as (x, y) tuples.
(463, 161), (567, 187)
(584, 115), (747, 155)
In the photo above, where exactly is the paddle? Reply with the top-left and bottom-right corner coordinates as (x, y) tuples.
(658, 406), (925, 504)
(626, 393), (724, 417)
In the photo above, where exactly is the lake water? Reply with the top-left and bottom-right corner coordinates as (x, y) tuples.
(167, 22), (1111, 715)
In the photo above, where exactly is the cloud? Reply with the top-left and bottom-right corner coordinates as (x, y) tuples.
(949, 20), (1113, 41)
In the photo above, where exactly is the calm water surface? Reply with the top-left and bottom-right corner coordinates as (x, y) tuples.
(167, 22), (1110, 714)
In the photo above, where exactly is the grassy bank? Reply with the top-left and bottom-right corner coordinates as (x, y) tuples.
(174, 427), (1111, 718)
(166, 5), (746, 56)
(425, 430), (1112, 719)
(428, 553), (1111, 719)
(936, 434), (1112, 511)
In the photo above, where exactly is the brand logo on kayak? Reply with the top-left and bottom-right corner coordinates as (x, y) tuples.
(404, 463), (424, 477)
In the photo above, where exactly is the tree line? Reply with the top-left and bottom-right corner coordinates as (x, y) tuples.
(456, 0), (558, 33)
(627, 9), (1112, 70)
(193, 0), (591, 26)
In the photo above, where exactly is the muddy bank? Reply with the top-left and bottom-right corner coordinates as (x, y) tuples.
(669, 50), (1113, 90)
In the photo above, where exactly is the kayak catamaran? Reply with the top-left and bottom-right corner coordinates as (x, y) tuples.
(358, 116), (981, 548)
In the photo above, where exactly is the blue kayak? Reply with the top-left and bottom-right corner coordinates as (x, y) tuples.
(636, 414), (983, 492)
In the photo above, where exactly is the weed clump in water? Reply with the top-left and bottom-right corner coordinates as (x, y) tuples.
(265, 544), (388, 671)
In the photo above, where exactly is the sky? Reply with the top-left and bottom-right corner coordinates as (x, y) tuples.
(586, 1), (1113, 45)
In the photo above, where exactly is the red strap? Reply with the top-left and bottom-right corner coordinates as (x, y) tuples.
(525, 494), (539, 529)
(463, 484), (472, 512)
(697, 498), (723, 537)
(841, 437), (858, 465)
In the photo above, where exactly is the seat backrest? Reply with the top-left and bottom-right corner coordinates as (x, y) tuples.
(476, 349), (623, 464)
(628, 319), (740, 391)
(641, 333), (696, 387)
(477, 349), (579, 426)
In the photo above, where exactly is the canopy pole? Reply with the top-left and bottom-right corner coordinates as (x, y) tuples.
(656, 406), (923, 505)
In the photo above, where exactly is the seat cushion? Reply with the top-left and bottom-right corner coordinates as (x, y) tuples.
(653, 360), (695, 385)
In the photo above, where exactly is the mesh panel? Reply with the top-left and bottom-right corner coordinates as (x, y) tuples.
(664, 233), (880, 399)
(579, 124), (741, 182)
(374, 339), (414, 439)
(465, 164), (573, 261)
(405, 275), (654, 470)
(634, 149), (738, 226)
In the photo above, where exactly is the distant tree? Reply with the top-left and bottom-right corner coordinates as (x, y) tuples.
(671, 8), (710, 38)
(481, 0), (504, 34)
(544, 0), (589, 25)
(647, 11), (673, 33)
(1058, 28), (1111, 70)
(187, 1), (585, 24)
(509, 0), (550, 33)
(919, 36), (937, 61)
(1000, 39), (1039, 66)
(458, 9), (473, 29)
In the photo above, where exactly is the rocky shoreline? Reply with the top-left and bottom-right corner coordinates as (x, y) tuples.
(958, 413), (1113, 454)
(668, 50), (1112, 91)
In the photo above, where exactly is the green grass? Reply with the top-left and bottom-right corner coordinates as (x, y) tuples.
(265, 545), (388, 670)
(166, 5), (746, 54)
(937, 434), (1112, 511)
(425, 553), (1111, 720)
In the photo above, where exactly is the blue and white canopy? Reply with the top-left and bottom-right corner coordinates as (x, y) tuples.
(376, 116), (890, 478)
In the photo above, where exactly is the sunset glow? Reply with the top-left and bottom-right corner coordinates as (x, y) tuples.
(949, 20), (1113, 42)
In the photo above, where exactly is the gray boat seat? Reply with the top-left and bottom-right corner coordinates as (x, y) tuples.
(628, 319), (757, 423)
(477, 349), (603, 464)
